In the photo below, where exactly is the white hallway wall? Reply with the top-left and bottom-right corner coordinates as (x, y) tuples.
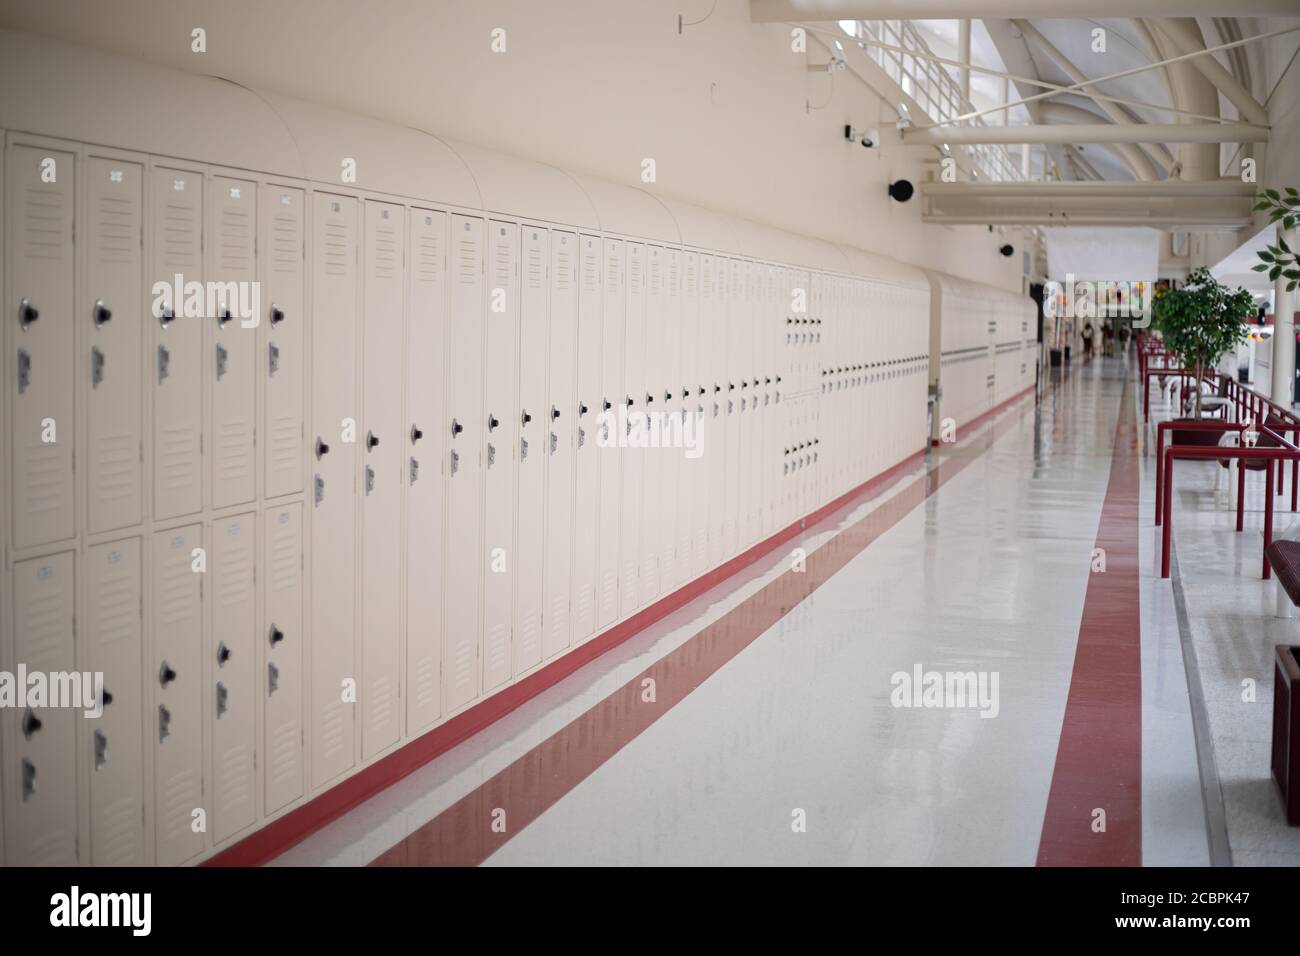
(0, 0), (1025, 293)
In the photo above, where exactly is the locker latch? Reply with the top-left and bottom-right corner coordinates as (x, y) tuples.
(158, 661), (177, 688)
(268, 663), (280, 697)
(451, 418), (464, 437)
(268, 342), (280, 377)
(157, 345), (170, 383)
(158, 704), (171, 743)
(270, 303), (285, 326)
(216, 681), (229, 718)
(216, 343), (229, 380)
(20, 758), (36, 802)
(578, 427), (586, 449)
(21, 708), (42, 740)
(16, 348), (31, 394)
(409, 457), (419, 484)
(269, 625), (285, 647)
(410, 424), (423, 443)
(93, 299), (112, 328)
(549, 433), (558, 454)
(217, 641), (232, 667)
(314, 474), (325, 505)
(91, 346), (105, 388)
(158, 307), (175, 328)
(93, 729), (109, 771)
(487, 444), (496, 468)
(18, 297), (39, 330)
(366, 430), (380, 450)
(365, 465), (375, 494)
(218, 307), (234, 327)
(519, 440), (528, 462)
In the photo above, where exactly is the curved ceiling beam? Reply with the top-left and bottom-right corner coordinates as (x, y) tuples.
(1127, 19), (1178, 172)
(1040, 102), (1171, 176)
(1144, 18), (1220, 181)
(1012, 19), (1161, 181)
(1152, 18), (1269, 125)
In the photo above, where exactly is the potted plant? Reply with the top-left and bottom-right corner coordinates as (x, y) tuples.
(1152, 266), (1253, 442)
(1253, 187), (1299, 292)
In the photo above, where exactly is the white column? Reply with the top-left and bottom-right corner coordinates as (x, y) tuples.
(1272, 224), (1297, 408)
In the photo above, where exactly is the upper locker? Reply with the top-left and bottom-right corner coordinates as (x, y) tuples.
(260, 183), (306, 500)
(7, 141), (76, 549)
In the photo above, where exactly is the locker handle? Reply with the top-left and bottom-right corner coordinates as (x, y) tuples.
(91, 346), (105, 388)
(216, 342), (229, 380)
(488, 414), (499, 432)
(157, 344), (170, 383)
(365, 465), (376, 494)
(21, 708), (42, 740)
(94, 729), (109, 771)
(102, 689), (114, 707)
(315, 438), (330, 459)
(93, 299), (112, 327)
(450, 449), (460, 476)
(17, 348), (31, 394)
(410, 424), (423, 443)
(664, 390), (672, 403)
(409, 457), (420, 484)
(603, 399), (612, 412)
(159, 661), (177, 687)
(270, 303), (285, 326)
(520, 410), (532, 426)
(158, 306), (175, 328)
(158, 705), (171, 743)
(21, 758), (36, 802)
(216, 682), (229, 718)
(452, 418), (464, 437)
(269, 625), (285, 647)
(268, 663), (280, 697)
(218, 307), (234, 327)
(645, 394), (653, 405)
(366, 430), (380, 450)
(269, 342), (280, 377)
(698, 387), (705, 396)
(579, 402), (589, 416)
(551, 406), (561, 419)
(18, 297), (39, 329)
(217, 641), (232, 666)
(626, 396), (635, 408)
(314, 474), (325, 505)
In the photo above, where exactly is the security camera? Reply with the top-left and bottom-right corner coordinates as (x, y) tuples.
(845, 125), (879, 149)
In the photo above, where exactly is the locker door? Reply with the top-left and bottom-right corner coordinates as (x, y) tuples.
(444, 215), (484, 712)
(483, 220), (519, 691)
(210, 512), (256, 843)
(85, 538), (145, 865)
(7, 144), (75, 548)
(708, 257), (728, 566)
(596, 239), (624, 628)
(152, 525), (204, 866)
(405, 209), (447, 733)
(638, 244), (663, 605)
(264, 503), (304, 814)
(261, 184), (305, 499)
(722, 260), (743, 557)
(679, 251), (704, 578)
(660, 248), (682, 589)
(151, 165), (204, 520)
(361, 201), (404, 758)
(514, 226), (546, 674)
(6, 553), (77, 864)
(570, 234), (602, 644)
(208, 175), (257, 508)
(739, 261), (757, 546)
(620, 242), (645, 614)
(309, 193), (358, 787)
(543, 231), (577, 660)
(85, 156), (144, 534)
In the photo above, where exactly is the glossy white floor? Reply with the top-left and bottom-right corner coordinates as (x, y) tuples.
(270, 354), (1235, 867)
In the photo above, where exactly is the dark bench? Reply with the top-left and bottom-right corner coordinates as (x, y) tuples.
(1264, 539), (1300, 826)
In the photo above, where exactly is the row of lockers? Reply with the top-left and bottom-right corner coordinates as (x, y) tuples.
(0, 129), (998, 866)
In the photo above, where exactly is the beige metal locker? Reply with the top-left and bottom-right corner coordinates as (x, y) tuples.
(706, 255), (727, 567)
(443, 214), (484, 712)
(543, 230), (577, 660)
(151, 165), (204, 520)
(260, 183), (306, 499)
(210, 512), (257, 843)
(263, 503), (304, 814)
(405, 209), (447, 734)
(722, 259), (742, 558)
(85, 537), (145, 865)
(7, 144), (76, 548)
(484, 220), (519, 691)
(660, 248), (682, 589)
(152, 525), (205, 866)
(208, 175), (257, 509)
(639, 245), (663, 606)
(85, 155), (144, 534)
(596, 238), (624, 629)
(6, 552), (78, 864)
(309, 193), (358, 787)
(514, 226), (547, 675)
(570, 234), (602, 644)
(620, 241), (645, 615)
(679, 251), (705, 579)
(361, 200), (404, 758)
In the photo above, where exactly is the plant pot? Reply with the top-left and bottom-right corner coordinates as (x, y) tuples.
(1167, 418), (1225, 448)
(1049, 348), (1062, 368)
(1064, 345), (1071, 363)
(1274, 644), (1300, 826)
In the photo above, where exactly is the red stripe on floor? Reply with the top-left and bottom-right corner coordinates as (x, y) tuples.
(370, 387), (1037, 866)
(1036, 367), (1142, 866)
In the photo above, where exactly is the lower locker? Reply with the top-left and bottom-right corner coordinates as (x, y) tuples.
(152, 525), (205, 866)
(485, 220), (520, 689)
(85, 538), (145, 865)
(405, 208), (447, 733)
(596, 238), (624, 629)
(263, 503), (304, 814)
(514, 226), (546, 675)
(6, 552), (78, 865)
(543, 231), (577, 660)
(570, 234), (602, 644)
(361, 200), (404, 758)
(211, 512), (256, 844)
